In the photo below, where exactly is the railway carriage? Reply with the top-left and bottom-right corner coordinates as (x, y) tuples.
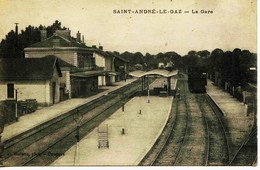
(188, 67), (207, 93)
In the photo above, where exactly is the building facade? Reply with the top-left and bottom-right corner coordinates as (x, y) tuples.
(0, 57), (62, 106)
(24, 29), (130, 98)
(94, 49), (130, 86)
(24, 30), (100, 98)
(93, 48), (115, 86)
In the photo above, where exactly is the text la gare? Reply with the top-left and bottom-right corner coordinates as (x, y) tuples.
(192, 9), (213, 14)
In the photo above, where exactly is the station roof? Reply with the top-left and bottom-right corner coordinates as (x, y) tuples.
(129, 69), (178, 78)
(0, 56), (62, 80)
(28, 34), (88, 48)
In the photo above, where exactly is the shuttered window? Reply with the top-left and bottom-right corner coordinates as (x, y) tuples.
(7, 83), (14, 98)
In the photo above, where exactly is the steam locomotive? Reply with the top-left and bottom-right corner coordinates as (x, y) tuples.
(188, 66), (207, 93)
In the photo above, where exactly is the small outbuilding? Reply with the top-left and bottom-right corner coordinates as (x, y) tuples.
(0, 56), (62, 106)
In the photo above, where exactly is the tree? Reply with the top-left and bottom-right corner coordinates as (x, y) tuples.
(133, 52), (144, 65)
(112, 51), (120, 56)
(46, 20), (67, 37)
(120, 51), (134, 64)
(0, 20), (67, 58)
(165, 52), (182, 69)
(197, 50), (210, 59)
(0, 31), (17, 58)
(181, 50), (200, 70)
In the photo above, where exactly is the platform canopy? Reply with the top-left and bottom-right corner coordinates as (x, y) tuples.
(129, 69), (178, 78)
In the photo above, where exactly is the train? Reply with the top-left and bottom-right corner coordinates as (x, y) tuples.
(188, 66), (207, 93)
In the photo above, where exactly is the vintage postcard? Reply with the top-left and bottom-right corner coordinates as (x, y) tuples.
(0, 0), (257, 167)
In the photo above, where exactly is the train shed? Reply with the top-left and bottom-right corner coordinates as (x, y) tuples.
(129, 69), (178, 95)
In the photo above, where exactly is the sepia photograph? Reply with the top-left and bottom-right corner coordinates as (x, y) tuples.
(0, 0), (257, 167)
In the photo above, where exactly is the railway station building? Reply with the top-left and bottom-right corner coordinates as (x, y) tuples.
(93, 48), (129, 86)
(24, 29), (129, 99)
(0, 56), (62, 106)
(107, 52), (129, 81)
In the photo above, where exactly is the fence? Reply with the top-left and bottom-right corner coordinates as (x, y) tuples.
(0, 99), (38, 125)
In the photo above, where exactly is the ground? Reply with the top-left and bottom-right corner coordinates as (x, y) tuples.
(52, 96), (173, 165)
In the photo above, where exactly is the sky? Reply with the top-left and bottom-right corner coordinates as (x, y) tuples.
(0, 0), (257, 55)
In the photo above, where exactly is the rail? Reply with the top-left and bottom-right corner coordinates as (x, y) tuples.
(229, 127), (257, 165)
(172, 96), (190, 165)
(2, 79), (142, 165)
(204, 94), (231, 163)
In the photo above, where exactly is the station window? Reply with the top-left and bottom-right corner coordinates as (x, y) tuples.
(7, 83), (14, 98)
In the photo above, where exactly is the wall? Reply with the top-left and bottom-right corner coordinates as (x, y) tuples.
(105, 56), (114, 71)
(94, 53), (105, 69)
(98, 76), (106, 86)
(0, 69), (60, 106)
(78, 53), (95, 69)
(94, 52), (115, 71)
(49, 67), (60, 105)
(60, 71), (71, 97)
(26, 50), (95, 70)
(0, 80), (47, 105)
(110, 75), (115, 83)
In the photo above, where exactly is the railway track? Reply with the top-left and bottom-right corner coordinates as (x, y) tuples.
(154, 80), (190, 166)
(229, 125), (257, 166)
(173, 89), (206, 166)
(140, 75), (233, 166)
(139, 79), (191, 166)
(196, 94), (230, 165)
(3, 78), (154, 166)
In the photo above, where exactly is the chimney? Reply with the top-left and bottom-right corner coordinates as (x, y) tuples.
(99, 46), (103, 51)
(14, 23), (19, 56)
(82, 35), (84, 43)
(76, 31), (81, 43)
(41, 29), (47, 41)
(55, 29), (71, 40)
(53, 38), (60, 47)
(15, 23), (19, 37)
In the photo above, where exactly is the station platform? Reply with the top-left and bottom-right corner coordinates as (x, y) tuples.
(1, 78), (137, 142)
(206, 79), (254, 151)
(52, 96), (173, 166)
(206, 80), (248, 117)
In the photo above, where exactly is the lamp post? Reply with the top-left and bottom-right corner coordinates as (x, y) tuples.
(73, 109), (83, 166)
(147, 76), (150, 103)
(122, 102), (125, 135)
(147, 77), (150, 103)
(139, 94), (142, 114)
(147, 88), (150, 103)
(15, 89), (18, 122)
